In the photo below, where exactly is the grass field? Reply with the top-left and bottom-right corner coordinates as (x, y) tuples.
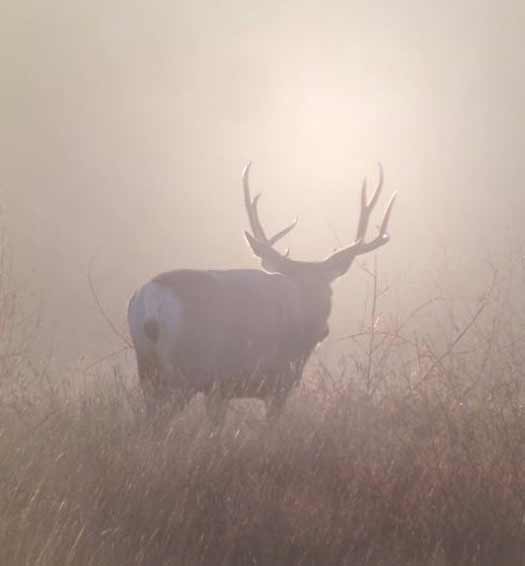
(2, 247), (525, 565)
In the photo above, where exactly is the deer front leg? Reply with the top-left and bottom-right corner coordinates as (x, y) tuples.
(264, 391), (288, 421)
(264, 358), (308, 421)
(205, 384), (229, 429)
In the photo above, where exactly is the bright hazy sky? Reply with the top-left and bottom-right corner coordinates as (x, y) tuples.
(1, 1), (524, 362)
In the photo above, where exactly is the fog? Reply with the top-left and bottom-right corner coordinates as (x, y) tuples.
(2, 0), (524, 365)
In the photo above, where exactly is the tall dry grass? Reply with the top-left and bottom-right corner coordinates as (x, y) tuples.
(2, 240), (525, 565)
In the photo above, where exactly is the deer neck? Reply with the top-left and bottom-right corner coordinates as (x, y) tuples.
(296, 279), (333, 346)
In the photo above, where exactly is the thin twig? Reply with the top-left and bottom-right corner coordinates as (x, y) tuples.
(83, 346), (132, 373)
(365, 256), (378, 394)
(88, 255), (132, 348)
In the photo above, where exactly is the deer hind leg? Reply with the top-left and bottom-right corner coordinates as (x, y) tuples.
(137, 352), (164, 419)
(138, 354), (189, 423)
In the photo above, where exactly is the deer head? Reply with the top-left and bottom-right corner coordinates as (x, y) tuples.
(243, 162), (397, 283)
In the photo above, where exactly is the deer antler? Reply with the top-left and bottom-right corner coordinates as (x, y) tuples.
(243, 162), (298, 247)
(351, 163), (397, 255)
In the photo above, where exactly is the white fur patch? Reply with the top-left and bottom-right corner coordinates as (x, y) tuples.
(128, 281), (183, 362)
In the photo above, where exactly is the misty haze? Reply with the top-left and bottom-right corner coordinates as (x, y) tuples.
(2, 1), (525, 565)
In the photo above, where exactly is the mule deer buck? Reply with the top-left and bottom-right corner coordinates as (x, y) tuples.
(128, 163), (396, 425)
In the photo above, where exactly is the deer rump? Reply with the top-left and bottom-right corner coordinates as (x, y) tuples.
(128, 269), (318, 398)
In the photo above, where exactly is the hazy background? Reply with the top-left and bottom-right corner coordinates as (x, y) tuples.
(1, 0), (524, 367)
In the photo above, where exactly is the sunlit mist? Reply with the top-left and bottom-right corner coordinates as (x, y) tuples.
(1, 0), (524, 363)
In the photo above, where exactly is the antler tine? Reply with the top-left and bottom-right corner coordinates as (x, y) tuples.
(242, 162), (298, 248)
(243, 162), (267, 241)
(268, 217), (298, 246)
(368, 162), (384, 210)
(356, 177), (369, 242)
(355, 163), (384, 243)
(379, 191), (397, 237)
